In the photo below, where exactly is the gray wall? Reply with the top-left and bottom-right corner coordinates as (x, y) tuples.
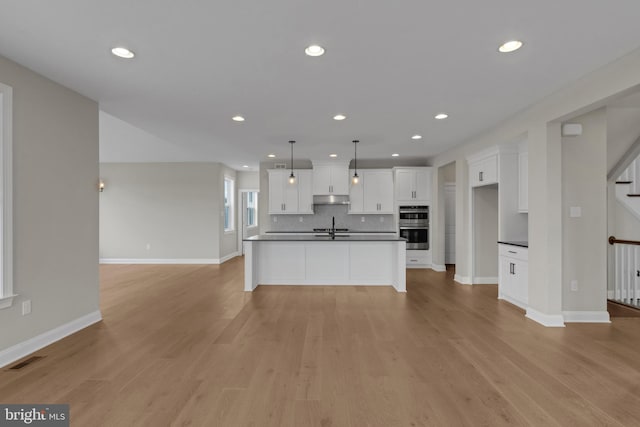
(99, 162), (223, 260)
(0, 55), (99, 351)
(237, 171), (259, 190)
(473, 184), (499, 278)
(561, 108), (607, 312)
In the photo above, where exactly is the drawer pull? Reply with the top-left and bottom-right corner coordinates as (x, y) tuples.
(409, 259), (418, 262)
(508, 250), (517, 254)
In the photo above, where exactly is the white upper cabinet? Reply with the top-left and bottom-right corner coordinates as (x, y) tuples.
(468, 155), (498, 187)
(268, 169), (313, 214)
(349, 169), (394, 214)
(518, 151), (528, 213)
(394, 167), (432, 204)
(312, 163), (349, 195)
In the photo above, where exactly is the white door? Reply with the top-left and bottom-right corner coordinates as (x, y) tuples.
(414, 168), (431, 202)
(312, 165), (332, 195)
(444, 183), (456, 264)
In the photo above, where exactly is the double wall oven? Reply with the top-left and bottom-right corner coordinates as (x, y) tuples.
(398, 206), (429, 250)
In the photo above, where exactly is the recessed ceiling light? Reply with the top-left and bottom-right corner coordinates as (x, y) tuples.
(305, 45), (325, 57)
(434, 113), (449, 120)
(111, 47), (135, 59)
(232, 115), (245, 122)
(242, 165), (249, 168)
(329, 154), (338, 158)
(498, 40), (523, 53)
(267, 154), (276, 158)
(411, 135), (422, 140)
(392, 153), (399, 157)
(333, 114), (346, 121)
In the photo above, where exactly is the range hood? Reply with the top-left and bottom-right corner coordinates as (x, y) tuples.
(313, 195), (350, 205)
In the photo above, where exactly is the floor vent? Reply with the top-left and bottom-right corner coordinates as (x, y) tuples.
(9, 356), (45, 370)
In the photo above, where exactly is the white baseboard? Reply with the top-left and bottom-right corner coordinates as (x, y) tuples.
(431, 264), (446, 272)
(0, 310), (102, 368)
(525, 308), (565, 327)
(100, 253), (240, 265)
(219, 252), (240, 264)
(563, 311), (611, 323)
(454, 274), (472, 285)
(472, 276), (498, 285)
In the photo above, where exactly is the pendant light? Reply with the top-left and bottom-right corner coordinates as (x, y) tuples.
(288, 140), (296, 184)
(352, 140), (359, 184)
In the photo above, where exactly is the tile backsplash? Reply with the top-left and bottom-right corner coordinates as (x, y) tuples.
(268, 205), (395, 232)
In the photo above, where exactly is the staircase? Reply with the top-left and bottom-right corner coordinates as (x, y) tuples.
(611, 158), (640, 308)
(616, 158), (640, 221)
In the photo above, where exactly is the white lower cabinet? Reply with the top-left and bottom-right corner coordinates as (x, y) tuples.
(406, 249), (431, 268)
(498, 244), (528, 309)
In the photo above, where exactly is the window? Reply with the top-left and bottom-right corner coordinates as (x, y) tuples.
(224, 177), (234, 232)
(246, 191), (258, 227)
(0, 83), (14, 309)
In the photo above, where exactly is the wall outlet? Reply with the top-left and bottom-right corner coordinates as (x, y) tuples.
(22, 300), (31, 316)
(299, 216), (303, 222)
(146, 243), (151, 250)
(273, 217), (277, 223)
(379, 217), (384, 222)
(361, 216), (365, 222)
(570, 280), (578, 291)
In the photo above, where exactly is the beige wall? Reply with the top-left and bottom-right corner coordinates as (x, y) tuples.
(237, 171), (259, 190)
(561, 109), (608, 312)
(99, 163), (223, 260)
(0, 55), (99, 351)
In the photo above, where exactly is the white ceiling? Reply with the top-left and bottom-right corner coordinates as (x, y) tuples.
(2, 1), (640, 170)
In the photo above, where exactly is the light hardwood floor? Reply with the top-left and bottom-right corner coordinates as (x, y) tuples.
(2, 258), (640, 426)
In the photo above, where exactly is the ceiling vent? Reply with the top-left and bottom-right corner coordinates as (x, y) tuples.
(274, 163), (287, 169)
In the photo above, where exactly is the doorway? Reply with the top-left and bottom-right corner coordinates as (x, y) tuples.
(237, 190), (259, 255)
(444, 183), (456, 265)
(471, 184), (499, 283)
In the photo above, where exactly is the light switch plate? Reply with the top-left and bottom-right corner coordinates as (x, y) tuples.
(569, 206), (582, 218)
(22, 300), (31, 315)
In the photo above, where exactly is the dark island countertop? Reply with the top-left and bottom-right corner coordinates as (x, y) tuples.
(498, 241), (529, 248)
(245, 234), (406, 242)
(265, 230), (396, 234)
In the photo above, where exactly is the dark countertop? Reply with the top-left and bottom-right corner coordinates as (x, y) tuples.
(498, 241), (529, 248)
(265, 230), (396, 234)
(245, 234), (406, 242)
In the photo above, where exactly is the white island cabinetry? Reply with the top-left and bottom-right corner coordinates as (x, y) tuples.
(244, 235), (406, 292)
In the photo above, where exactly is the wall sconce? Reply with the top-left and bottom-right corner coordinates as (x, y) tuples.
(99, 179), (105, 192)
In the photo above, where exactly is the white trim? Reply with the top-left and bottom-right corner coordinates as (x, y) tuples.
(100, 253), (240, 265)
(0, 294), (17, 309)
(431, 264), (446, 272)
(472, 276), (498, 285)
(454, 274), (472, 285)
(525, 307), (565, 327)
(0, 83), (14, 308)
(562, 311), (611, 323)
(407, 264), (430, 269)
(218, 251), (240, 264)
(0, 310), (102, 368)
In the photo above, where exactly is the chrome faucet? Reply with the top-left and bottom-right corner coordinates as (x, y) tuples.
(329, 216), (336, 240)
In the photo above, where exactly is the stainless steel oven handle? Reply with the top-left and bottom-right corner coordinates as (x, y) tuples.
(399, 226), (429, 229)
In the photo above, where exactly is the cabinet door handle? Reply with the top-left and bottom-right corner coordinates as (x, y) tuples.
(510, 262), (515, 275)
(479, 171), (484, 182)
(283, 203), (286, 211)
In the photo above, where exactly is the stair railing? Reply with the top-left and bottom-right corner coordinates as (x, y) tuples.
(609, 236), (640, 307)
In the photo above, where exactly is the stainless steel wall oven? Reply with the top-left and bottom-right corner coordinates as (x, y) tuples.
(399, 206), (429, 250)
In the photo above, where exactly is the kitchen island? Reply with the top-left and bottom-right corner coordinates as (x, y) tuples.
(243, 235), (407, 292)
